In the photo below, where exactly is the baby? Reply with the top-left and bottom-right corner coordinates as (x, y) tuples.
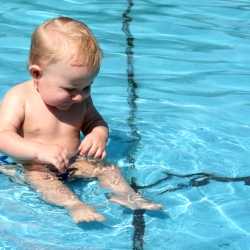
(0, 17), (162, 223)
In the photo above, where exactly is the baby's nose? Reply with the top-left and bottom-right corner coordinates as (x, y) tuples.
(71, 93), (84, 103)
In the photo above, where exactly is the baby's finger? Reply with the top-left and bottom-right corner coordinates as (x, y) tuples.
(94, 148), (103, 159)
(87, 145), (98, 158)
(60, 151), (70, 168)
(53, 158), (66, 173)
(78, 143), (92, 156)
(101, 150), (106, 159)
(63, 157), (69, 168)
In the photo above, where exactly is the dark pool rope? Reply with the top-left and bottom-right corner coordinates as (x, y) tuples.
(122, 2), (145, 250)
(135, 171), (250, 194)
(131, 178), (145, 250)
(122, 0), (141, 170)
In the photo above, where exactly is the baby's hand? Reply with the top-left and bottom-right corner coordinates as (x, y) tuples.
(78, 127), (108, 159)
(35, 143), (71, 173)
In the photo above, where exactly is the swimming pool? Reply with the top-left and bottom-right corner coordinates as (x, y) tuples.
(0, 0), (250, 249)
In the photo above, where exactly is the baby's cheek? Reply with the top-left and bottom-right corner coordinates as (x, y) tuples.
(58, 92), (72, 102)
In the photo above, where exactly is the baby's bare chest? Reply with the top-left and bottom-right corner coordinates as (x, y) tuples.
(22, 99), (86, 139)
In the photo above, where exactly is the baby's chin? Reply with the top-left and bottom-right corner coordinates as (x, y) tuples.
(55, 103), (73, 111)
(56, 106), (71, 111)
(43, 101), (73, 111)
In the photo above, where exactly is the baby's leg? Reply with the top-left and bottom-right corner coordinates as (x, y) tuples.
(24, 164), (105, 223)
(68, 159), (163, 210)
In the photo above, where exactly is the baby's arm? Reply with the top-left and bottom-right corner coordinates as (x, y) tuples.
(79, 97), (109, 159)
(81, 96), (108, 135)
(0, 85), (68, 171)
(0, 85), (39, 160)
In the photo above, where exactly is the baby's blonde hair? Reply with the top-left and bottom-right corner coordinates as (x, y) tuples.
(29, 16), (102, 70)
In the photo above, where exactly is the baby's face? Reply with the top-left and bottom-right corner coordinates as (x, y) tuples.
(36, 59), (97, 110)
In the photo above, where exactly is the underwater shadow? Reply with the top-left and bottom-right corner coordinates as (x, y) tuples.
(136, 171), (250, 194)
(77, 221), (110, 231)
(122, 207), (169, 219)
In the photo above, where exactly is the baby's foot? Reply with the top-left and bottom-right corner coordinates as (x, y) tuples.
(108, 193), (163, 211)
(68, 203), (105, 223)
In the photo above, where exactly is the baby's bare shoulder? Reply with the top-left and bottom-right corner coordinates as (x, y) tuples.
(0, 81), (33, 111)
(6, 81), (31, 97)
(1, 81), (32, 105)
(0, 81), (33, 130)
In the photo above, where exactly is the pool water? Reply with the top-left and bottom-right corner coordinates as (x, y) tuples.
(0, 1), (250, 249)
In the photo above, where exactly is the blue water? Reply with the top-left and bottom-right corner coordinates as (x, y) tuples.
(0, 1), (250, 249)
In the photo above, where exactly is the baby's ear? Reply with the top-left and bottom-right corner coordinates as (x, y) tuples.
(29, 65), (42, 79)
